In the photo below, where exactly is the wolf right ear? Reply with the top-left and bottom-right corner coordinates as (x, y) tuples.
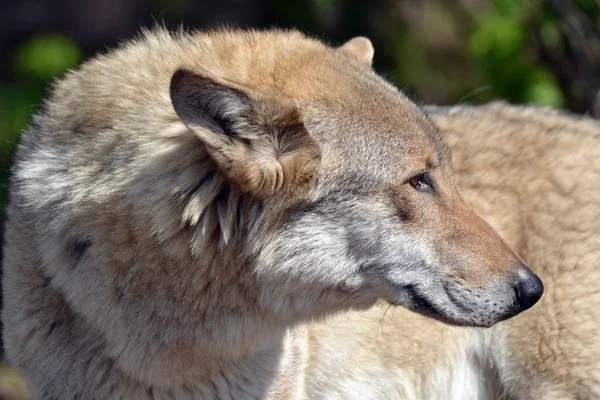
(170, 69), (321, 197)
(338, 37), (374, 66)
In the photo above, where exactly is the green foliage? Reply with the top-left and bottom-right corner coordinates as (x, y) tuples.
(576, 0), (597, 12)
(468, 1), (564, 107)
(526, 70), (564, 106)
(14, 35), (82, 81)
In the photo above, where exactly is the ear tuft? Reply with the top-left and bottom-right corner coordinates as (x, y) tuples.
(170, 69), (321, 198)
(338, 37), (374, 66)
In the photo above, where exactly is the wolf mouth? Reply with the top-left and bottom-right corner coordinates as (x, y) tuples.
(395, 284), (481, 327)
(397, 285), (446, 321)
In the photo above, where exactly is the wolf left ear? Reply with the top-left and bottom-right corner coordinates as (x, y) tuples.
(338, 36), (374, 66)
(170, 69), (321, 197)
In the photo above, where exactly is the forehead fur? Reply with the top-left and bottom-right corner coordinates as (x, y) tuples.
(48, 27), (447, 175)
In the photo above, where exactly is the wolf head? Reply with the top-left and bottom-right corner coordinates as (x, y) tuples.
(167, 35), (542, 328)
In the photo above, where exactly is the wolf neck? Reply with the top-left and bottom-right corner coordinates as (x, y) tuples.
(118, 273), (311, 398)
(123, 143), (311, 396)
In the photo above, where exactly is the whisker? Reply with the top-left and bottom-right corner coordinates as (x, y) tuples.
(377, 304), (393, 345)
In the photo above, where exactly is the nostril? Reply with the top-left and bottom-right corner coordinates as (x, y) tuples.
(515, 271), (544, 311)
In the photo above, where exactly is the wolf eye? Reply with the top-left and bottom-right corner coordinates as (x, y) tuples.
(408, 172), (434, 193)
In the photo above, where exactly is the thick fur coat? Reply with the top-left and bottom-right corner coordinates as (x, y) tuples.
(1, 28), (555, 399)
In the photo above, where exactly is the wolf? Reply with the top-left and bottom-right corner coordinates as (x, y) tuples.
(2, 28), (543, 399)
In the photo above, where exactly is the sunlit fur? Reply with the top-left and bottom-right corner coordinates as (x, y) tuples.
(2, 29), (543, 399)
(305, 104), (600, 399)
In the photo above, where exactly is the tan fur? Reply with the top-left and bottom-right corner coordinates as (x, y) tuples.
(2, 28), (547, 399)
(431, 103), (600, 399)
(338, 36), (374, 66)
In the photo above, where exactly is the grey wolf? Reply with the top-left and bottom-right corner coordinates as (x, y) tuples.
(2, 28), (542, 399)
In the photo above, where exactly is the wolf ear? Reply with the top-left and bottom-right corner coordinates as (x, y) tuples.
(170, 69), (321, 197)
(338, 36), (374, 66)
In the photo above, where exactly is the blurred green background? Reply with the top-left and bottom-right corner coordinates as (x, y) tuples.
(0, 0), (598, 397)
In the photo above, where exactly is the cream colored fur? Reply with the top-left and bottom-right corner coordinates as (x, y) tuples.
(0, 28), (560, 399)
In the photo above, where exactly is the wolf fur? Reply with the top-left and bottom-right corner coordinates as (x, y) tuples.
(2, 28), (544, 399)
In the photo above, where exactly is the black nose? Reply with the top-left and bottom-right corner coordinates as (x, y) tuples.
(515, 269), (544, 311)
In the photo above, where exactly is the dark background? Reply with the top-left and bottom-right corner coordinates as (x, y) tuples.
(0, 0), (599, 349)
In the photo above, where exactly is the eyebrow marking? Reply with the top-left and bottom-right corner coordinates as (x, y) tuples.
(426, 153), (439, 169)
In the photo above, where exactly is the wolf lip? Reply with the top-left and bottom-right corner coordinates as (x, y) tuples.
(394, 285), (450, 323)
(392, 285), (498, 327)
